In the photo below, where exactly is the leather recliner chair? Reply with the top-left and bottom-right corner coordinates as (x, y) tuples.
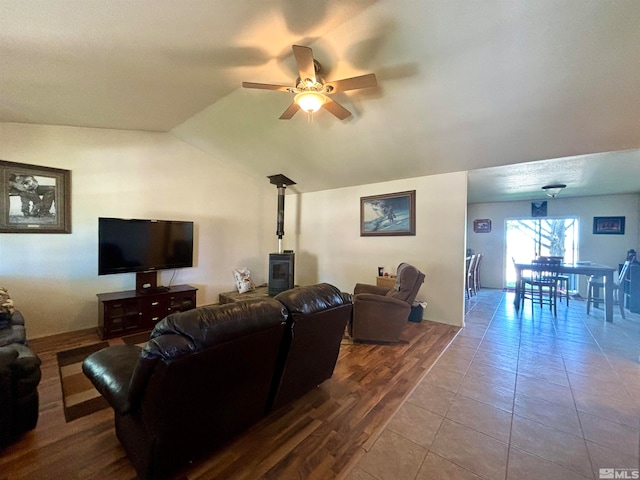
(0, 308), (42, 450)
(351, 263), (425, 343)
(271, 284), (352, 410)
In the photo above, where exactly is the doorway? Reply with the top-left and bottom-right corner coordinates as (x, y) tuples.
(505, 217), (579, 288)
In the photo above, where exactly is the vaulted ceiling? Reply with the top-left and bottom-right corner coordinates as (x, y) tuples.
(2, 0), (639, 200)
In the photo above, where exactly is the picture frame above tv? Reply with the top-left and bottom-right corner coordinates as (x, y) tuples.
(0, 160), (71, 234)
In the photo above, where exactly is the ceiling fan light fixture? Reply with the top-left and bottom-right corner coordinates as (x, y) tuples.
(243, 45), (376, 120)
(294, 91), (326, 113)
(542, 184), (567, 198)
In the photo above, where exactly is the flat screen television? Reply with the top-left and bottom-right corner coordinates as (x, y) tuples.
(98, 217), (194, 276)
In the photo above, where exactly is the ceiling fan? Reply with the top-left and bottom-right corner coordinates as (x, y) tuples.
(242, 45), (377, 120)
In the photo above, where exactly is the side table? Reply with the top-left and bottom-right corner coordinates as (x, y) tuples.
(376, 276), (397, 290)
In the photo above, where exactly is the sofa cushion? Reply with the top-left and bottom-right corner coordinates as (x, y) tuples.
(0, 288), (15, 331)
(0, 287), (14, 316)
(274, 283), (352, 315)
(233, 267), (255, 294)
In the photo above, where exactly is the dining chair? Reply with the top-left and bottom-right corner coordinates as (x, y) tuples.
(473, 253), (483, 293)
(586, 260), (630, 319)
(522, 258), (561, 316)
(512, 257), (532, 310)
(465, 254), (477, 298)
(536, 256), (570, 306)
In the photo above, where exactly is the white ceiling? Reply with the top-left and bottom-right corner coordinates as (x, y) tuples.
(467, 149), (640, 204)
(2, 0), (640, 199)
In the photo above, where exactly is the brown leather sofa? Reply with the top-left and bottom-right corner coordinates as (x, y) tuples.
(351, 263), (425, 343)
(82, 283), (352, 480)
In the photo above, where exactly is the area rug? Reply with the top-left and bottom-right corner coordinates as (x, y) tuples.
(57, 342), (109, 422)
(121, 331), (150, 347)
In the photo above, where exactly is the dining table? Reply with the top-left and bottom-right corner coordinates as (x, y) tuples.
(513, 261), (617, 322)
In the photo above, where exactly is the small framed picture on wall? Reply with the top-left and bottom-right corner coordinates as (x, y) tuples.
(593, 216), (625, 235)
(531, 201), (547, 218)
(473, 219), (491, 233)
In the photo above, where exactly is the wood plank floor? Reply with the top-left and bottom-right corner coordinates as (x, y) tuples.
(0, 320), (459, 480)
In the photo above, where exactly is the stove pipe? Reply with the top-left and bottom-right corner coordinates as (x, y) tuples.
(267, 174), (296, 253)
(276, 185), (285, 252)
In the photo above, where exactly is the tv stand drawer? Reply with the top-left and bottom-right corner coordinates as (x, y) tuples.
(97, 284), (197, 340)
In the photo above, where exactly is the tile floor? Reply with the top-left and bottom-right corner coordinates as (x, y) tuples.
(345, 289), (640, 480)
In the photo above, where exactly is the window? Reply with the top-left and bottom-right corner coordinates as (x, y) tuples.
(505, 217), (578, 288)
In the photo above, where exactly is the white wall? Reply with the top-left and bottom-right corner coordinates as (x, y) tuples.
(1, 122), (469, 338)
(0, 122), (275, 338)
(468, 193), (640, 293)
(289, 172), (468, 327)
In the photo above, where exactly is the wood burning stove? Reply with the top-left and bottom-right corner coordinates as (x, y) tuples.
(268, 252), (295, 296)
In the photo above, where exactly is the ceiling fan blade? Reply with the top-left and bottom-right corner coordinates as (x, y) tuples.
(279, 102), (300, 120)
(324, 73), (377, 93)
(292, 45), (316, 83)
(323, 97), (351, 120)
(242, 82), (291, 92)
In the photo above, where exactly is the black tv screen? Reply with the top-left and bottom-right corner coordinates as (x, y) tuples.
(98, 217), (194, 275)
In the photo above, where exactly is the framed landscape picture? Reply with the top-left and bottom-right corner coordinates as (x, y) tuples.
(360, 190), (416, 236)
(593, 216), (625, 235)
(0, 160), (71, 233)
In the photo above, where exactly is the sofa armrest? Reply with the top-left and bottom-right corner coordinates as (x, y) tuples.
(354, 283), (391, 296)
(353, 292), (408, 308)
(82, 345), (142, 414)
(0, 350), (14, 373)
(11, 311), (25, 326)
(0, 326), (26, 347)
(4, 343), (40, 378)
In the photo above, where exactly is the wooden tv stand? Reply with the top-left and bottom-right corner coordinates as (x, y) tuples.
(97, 284), (197, 340)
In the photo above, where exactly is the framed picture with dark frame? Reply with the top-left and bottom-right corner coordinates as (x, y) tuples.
(360, 190), (416, 236)
(593, 216), (625, 235)
(531, 201), (547, 218)
(0, 160), (71, 233)
(473, 219), (491, 233)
